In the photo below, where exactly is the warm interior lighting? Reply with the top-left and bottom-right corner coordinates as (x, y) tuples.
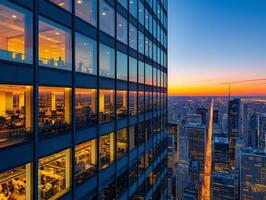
(99, 90), (114, 123)
(100, 132), (114, 169)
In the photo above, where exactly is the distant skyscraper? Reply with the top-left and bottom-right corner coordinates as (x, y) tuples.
(185, 123), (206, 175)
(213, 136), (229, 172)
(211, 172), (238, 200)
(186, 114), (202, 124)
(179, 126), (189, 161)
(213, 109), (219, 124)
(222, 113), (228, 134)
(189, 160), (200, 185)
(249, 113), (259, 148)
(176, 161), (191, 200)
(240, 148), (266, 200)
(196, 108), (208, 125)
(183, 183), (199, 200)
(228, 98), (241, 168)
(241, 103), (249, 146)
(259, 114), (266, 151)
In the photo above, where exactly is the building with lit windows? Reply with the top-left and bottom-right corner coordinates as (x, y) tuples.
(240, 148), (266, 200)
(0, 0), (168, 199)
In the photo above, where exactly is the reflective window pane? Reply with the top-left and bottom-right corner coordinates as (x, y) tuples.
(0, 1), (33, 64)
(99, 90), (115, 123)
(49, 0), (72, 11)
(138, 31), (144, 54)
(100, 0), (115, 37)
(138, 0), (144, 25)
(117, 51), (128, 81)
(129, 57), (137, 82)
(39, 17), (72, 70)
(117, 90), (127, 118)
(100, 132), (114, 169)
(145, 64), (152, 85)
(38, 87), (72, 135)
(129, 24), (137, 50)
(75, 139), (97, 183)
(118, 0), (128, 9)
(129, 0), (137, 18)
(129, 91), (137, 116)
(0, 84), (33, 146)
(75, 33), (97, 75)
(99, 43), (115, 78)
(116, 13), (128, 45)
(75, 0), (97, 26)
(38, 149), (71, 199)
(138, 91), (144, 113)
(138, 61), (144, 84)
(75, 88), (97, 129)
(116, 128), (128, 159)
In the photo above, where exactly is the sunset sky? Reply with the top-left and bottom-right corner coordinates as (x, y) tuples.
(168, 0), (266, 96)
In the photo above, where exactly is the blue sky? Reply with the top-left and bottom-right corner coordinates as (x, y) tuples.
(168, 0), (266, 95)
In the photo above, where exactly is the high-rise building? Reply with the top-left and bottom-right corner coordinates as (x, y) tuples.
(213, 135), (229, 172)
(0, 0), (168, 199)
(241, 103), (249, 146)
(228, 98), (241, 169)
(259, 114), (266, 151)
(213, 109), (219, 124)
(240, 148), (266, 200)
(176, 160), (191, 200)
(211, 172), (237, 200)
(183, 183), (199, 200)
(185, 123), (206, 175)
(196, 108), (208, 125)
(249, 113), (258, 148)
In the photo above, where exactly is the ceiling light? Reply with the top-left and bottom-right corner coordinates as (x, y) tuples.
(12, 15), (17, 19)
(55, 32), (60, 35)
(77, 0), (82, 4)
(102, 12), (106, 16)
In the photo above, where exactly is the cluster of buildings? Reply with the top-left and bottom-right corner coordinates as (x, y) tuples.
(0, 0), (169, 199)
(167, 97), (266, 200)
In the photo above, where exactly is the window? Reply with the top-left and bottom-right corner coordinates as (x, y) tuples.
(75, 88), (97, 129)
(138, 0), (144, 25)
(38, 149), (71, 199)
(145, 91), (152, 112)
(0, 84), (32, 146)
(99, 43), (115, 78)
(117, 13), (128, 45)
(100, 132), (114, 169)
(149, 13), (153, 33)
(129, 91), (137, 116)
(118, 0), (128, 9)
(145, 64), (152, 85)
(75, 0), (97, 26)
(116, 128), (128, 159)
(117, 90), (127, 118)
(39, 17), (72, 70)
(138, 122), (145, 144)
(129, 162), (138, 185)
(145, 8), (149, 30)
(117, 170), (128, 197)
(129, 125), (137, 150)
(138, 91), (144, 113)
(149, 39), (153, 58)
(138, 61), (144, 84)
(153, 67), (156, 86)
(75, 139), (97, 183)
(38, 87), (71, 135)
(145, 37), (149, 57)
(99, 0), (115, 37)
(129, 57), (137, 82)
(117, 51), (128, 81)
(99, 90), (115, 123)
(129, 24), (137, 50)
(75, 33), (97, 75)
(0, 1), (33, 64)
(0, 163), (32, 199)
(49, 0), (71, 11)
(129, 0), (137, 18)
(138, 31), (144, 54)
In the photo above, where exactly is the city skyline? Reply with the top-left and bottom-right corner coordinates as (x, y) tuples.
(168, 0), (266, 96)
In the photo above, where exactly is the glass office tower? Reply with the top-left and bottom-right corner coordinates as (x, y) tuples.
(0, 0), (168, 199)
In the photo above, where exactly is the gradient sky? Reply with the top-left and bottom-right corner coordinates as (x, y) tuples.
(168, 0), (266, 96)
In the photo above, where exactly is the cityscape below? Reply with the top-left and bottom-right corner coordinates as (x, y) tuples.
(167, 96), (266, 200)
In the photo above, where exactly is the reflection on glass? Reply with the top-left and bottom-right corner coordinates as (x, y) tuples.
(117, 13), (128, 45)
(129, 24), (137, 50)
(138, 0), (144, 25)
(145, 64), (152, 85)
(129, 0), (137, 18)
(138, 61), (144, 84)
(100, 132), (114, 169)
(118, 0), (128, 9)
(129, 57), (137, 82)
(38, 149), (71, 200)
(99, 0), (115, 37)
(39, 17), (72, 70)
(49, 0), (72, 11)
(117, 90), (128, 118)
(75, 88), (96, 129)
(138, 91), (144, 114)
(116, 51), (128, 81)
(116, 128), (128, 159)
(129, 91), (137, 116)
(0, 1), (33, 64)
(75, 33), (97, 75)
(99, 90), (114, 123)
(138, 31), (144, 54)
(38, 87), (71, 135)
(75, 0), (97, 26)
(99, 43), (115, 78)
(0, 163), (32, 200)
(75, 139), (97, 183)
(129, 125), (137, 150)
(0, 85), (32, 146)
(145, 91), (152, 112)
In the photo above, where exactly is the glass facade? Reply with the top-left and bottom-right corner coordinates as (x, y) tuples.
(0, 0), (168, 199)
